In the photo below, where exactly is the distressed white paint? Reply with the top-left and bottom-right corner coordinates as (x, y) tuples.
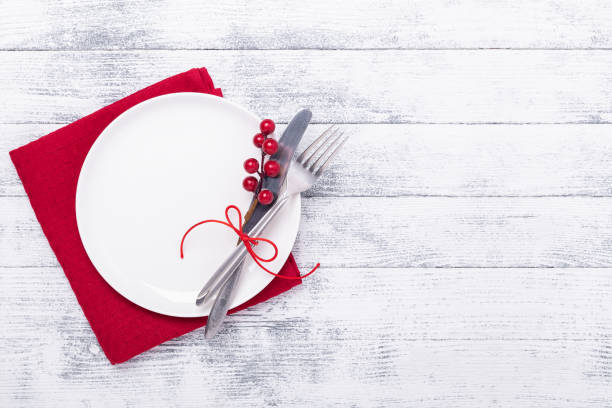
(6, 194), (612, 268)
(2, 0), (612, 50)
(5, 123), (612, 197)
(3, 0), (612, 406)
(2, 50), (612, 124)
(3, 267), (612, 407)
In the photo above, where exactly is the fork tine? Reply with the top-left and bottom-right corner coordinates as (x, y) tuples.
(308, 131), (345, 172)
(314, 135), (348, 177)
(302, 127), (340, 168)
(297, 125), (337, 164)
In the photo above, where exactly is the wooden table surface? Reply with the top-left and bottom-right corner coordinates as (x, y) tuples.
(3, 1), (612, 406)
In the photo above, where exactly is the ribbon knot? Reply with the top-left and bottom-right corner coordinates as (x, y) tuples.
(180, 205), (318, 280)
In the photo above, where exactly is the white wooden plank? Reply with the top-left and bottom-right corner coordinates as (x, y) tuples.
(3, 0), (612, 50)
(5, 339), (612, 407)
(4, 266), (612, 340)
(5, 123), (612, 198)
(5, 195), (612, 268)
(2, 50), (612, 124)
(2, 267), (612, 406)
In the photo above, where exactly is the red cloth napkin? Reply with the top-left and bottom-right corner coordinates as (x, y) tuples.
(9, 68), (302, 364)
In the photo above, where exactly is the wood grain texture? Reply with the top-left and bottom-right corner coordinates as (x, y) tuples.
(5, 195), (612, 268)
(3, 1), (612, 406)
(7, 123), (612, 198)
(2, 267), (612, 407)
(2, 50), (612, 124)
(2, 0), (612, 50)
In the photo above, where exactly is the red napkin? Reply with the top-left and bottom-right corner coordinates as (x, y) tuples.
(9, 68), (302, 364)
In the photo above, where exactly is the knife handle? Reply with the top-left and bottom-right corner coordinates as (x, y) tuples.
(195, 194), (291, 305)
(195, 242), (248, 305)
(204, 258), (245, 338)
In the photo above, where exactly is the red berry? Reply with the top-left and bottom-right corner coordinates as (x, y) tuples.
(264, 160), (280, 177)
(262, 138), (278, 155)
(244, 158), (259, 173)
(253, 133), (265, 148)
(260, 119), (275, 135)
(258, 189), (274, 205)
(242, 176), (258, 192)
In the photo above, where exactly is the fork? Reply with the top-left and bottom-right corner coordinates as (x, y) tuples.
(195, 126), (348, 306)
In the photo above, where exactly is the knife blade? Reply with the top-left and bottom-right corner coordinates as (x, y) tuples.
(202, 110), (311, 338)
(242, 109), (312, 233)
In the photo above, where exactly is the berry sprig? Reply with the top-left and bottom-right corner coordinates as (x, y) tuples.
(242, 119), (279, 205)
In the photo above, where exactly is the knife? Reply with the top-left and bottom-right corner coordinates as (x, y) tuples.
(196, 109), (311, 305)
(202, 110), (311, 337)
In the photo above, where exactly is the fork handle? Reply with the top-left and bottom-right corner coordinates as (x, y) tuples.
(195, 194), (291, 305)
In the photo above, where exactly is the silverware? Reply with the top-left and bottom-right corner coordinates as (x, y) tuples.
(204, 125), (347, 338)
(196, 110), (311, 306)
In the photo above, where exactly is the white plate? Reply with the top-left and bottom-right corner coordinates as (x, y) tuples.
(75, 93), (300, 317)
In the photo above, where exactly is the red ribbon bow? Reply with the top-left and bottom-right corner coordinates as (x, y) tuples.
(180, 205), (318, 280)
